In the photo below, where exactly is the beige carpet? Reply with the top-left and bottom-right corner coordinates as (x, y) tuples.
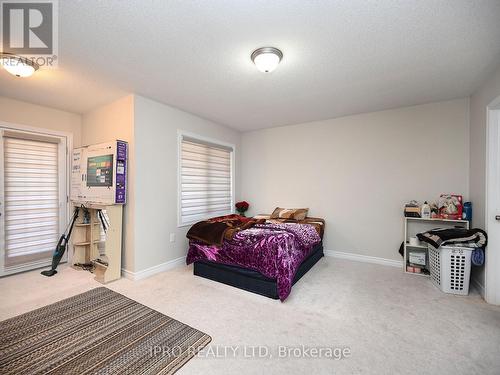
(0, 287), (210, 375)
(1, 258), (499, 375)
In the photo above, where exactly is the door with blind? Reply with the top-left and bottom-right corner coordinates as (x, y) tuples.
(179, 134), (234, 226)
(0, 128), (67, 276)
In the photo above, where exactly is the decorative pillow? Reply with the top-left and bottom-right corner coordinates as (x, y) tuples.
(270, 207), (309, 221)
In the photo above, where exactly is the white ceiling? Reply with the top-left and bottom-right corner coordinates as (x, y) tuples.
(1, 0), (500, 131)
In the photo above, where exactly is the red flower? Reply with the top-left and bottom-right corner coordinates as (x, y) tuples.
(235, 201), (249, 211)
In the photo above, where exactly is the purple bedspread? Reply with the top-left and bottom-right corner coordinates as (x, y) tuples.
(186, 223), (321, 301)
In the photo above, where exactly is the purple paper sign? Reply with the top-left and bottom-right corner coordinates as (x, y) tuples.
(115, 140), (127, 204)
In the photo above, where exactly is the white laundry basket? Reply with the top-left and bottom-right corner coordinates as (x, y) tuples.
(428, 245), (473, 295)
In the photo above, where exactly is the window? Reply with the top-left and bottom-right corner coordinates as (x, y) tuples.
(0, 129), (68, 275)
(178, 133), (234, 226)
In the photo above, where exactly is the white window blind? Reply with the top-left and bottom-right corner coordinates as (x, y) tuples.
(3, 136), (60, 266)
(180, 136), (233, 225)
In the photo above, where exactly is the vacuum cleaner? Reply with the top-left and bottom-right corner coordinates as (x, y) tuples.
(41, 207), (80, 277)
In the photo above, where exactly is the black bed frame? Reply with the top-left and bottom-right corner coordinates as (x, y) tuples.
(193, 242), (324, 299)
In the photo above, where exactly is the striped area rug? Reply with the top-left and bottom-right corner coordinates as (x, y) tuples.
(0, 287), (211, 374)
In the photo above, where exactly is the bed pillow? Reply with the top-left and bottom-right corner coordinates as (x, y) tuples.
(270, 207), (309, 221)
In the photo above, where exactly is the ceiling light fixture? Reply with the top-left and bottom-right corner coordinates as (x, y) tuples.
(251, 47), (283, 73)
(0, 53), (39, 77)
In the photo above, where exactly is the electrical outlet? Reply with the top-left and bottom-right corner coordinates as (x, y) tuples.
(170, 233), (175, 242)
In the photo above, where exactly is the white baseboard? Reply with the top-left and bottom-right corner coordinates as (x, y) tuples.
(471, 276), (485, 297)
(121, 256), (185, 281)
(122, 251), (401, 280)
(324, 250), (403, 268)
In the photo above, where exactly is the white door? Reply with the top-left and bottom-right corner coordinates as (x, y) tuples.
(486, 106), (500, 305)
(0, 128), (68, 276)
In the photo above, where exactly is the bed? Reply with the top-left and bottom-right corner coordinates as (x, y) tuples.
(186, 215), (325, 301)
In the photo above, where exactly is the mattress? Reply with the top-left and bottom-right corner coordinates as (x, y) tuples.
(187, 221), (322, 300)
(193, 242), (324, 299)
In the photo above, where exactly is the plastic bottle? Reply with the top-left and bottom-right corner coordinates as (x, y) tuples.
(421, 201), (431, 219)
(463, 202), (472, 222)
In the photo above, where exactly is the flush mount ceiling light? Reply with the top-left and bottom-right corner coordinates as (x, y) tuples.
(251, 47), (283, 73)
(0, 53), (39, 77)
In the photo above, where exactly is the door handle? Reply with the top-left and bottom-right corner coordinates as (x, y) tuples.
(496, 215), (500, 221)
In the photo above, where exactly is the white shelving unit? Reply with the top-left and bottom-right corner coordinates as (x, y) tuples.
(403, 217), (470, 276)
(71, 204), (123, 284)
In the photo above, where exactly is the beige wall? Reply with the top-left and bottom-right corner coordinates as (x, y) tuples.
(0, 92), (488, 281)
(0, 96), (82, 146)
(469, 65), (500, 230)
(469, 64), (500, 291)
(0, 95), (138, 273)
(72, 93), (241, 274)
(133, 95), (241, 272)
(241, 99), (470, 261)
(81, 95), (136, 271)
